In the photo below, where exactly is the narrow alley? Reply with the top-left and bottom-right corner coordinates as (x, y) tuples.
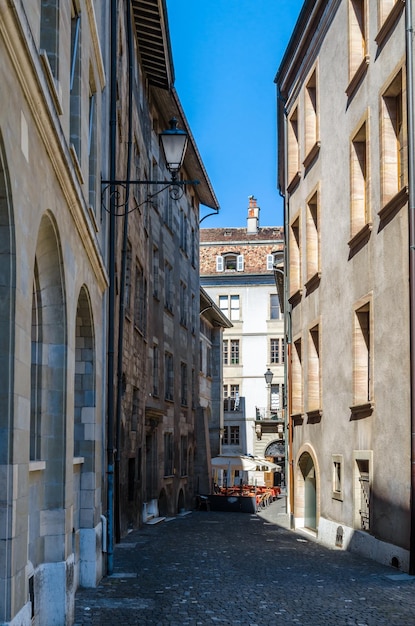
(74, 498), (415, 626)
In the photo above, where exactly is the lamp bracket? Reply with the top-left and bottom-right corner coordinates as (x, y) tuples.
(101, 179), (199, 217)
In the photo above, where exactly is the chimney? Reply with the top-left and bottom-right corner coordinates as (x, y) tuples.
(247, 195), (259, 233)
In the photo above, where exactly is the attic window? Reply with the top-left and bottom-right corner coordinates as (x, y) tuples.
(216, 254), (244, 272)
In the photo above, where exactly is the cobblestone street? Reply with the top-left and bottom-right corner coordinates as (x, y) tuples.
(74, 498), (415, 625)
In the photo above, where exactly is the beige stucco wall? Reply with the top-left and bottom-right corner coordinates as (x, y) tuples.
(278, 0), (411, 566)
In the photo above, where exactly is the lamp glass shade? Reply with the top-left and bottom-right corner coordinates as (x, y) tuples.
(160, 118), (188, 173)
(264, 368), (273, 385)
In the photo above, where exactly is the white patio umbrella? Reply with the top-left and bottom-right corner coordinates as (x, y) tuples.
(251, 456), (282, 472)
(210, 454), (258, 472)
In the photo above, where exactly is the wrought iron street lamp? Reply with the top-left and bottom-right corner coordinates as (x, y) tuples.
(102, 117), (199, 210)
(159, 117), (188, 181)
(264, 368), (274, 386)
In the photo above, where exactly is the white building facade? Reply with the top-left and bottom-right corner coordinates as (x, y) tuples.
(200, 198), (285, 485)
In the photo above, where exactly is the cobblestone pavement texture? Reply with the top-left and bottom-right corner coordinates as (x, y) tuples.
(74, 497), (415, 625)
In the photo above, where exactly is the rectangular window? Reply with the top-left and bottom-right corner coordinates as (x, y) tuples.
(180, 436), (188, 476)
(180, 282), (188, 327)
(131, 387), (139, 432)
(223, 384), (240, 411)
(289, 216), (301, 298)
(292, 338), (303, 415)
(125, 241), (132, 312)
(180, 210), (188, 253)
(70, 7), (81, 158)
(307, 324), (320, 413)
(288, 105), (300, 187)
(223, 426), (229, 445)
(230, 426), (240, 445)
(128, 458), (135, 501)
(381, 70), (406, 207)
(304, 69), (318, 162)
(270, 338), (284, 364)
(348, 0), (367, 79)
(230, 339), (239, 365)
(88, 85), (98, 213)
(134, 263), (147, 335)
(153, 247), (159, 298)
(165, 262), (173, 312)
(152, 345), (159, 396)
(207, 346), (212, 377)
(353, 300), (372, 405)
(270, 294), (280, 320)
(40, 0), (59, 78)
(164, 432), (173, 476)
(353, 452), (372, 532)
(165, 352), (173, 401)
(270, 338), (279, 364)
(332, 454), (343, 500)
(164, 192), (173, 229)
(266, 254), (274, 271)
(306, 190), (319, 282)
(219, 295), (241, 321)
(350, 120), (369, 239)
(181, 362), (188, 406)
(223, 340), (229, 365)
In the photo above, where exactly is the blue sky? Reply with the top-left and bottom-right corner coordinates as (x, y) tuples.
(166, 1), (304, 228)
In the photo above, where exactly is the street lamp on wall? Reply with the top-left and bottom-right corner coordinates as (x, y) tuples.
(264, 368), (274, 386)
(102, 117), (199, 209)
(159, 118), (188, 181)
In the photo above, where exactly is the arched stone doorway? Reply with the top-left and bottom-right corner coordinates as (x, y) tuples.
(296, 449), (319, 531)
(264, 440), (285, 487)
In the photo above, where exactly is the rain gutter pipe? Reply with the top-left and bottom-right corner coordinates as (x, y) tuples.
(107, 0), (118, 576)
(114, 0), (134, 543)
(406, 0), (415, 576)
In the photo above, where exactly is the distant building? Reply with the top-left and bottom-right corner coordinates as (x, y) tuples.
(200, 197), (285, 486)
(276, 0), (412, 570)
(196, 288), (232, 494)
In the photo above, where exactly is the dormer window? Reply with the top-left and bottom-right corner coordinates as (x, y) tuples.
(216, 254), (244, 272)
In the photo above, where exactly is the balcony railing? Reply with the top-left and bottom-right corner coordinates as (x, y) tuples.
(255, 406), (284, 421)
(223, 396), (245, 413)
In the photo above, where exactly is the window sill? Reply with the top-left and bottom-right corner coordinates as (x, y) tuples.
(287, 171), (301, 195)
(305, 272), (321, 295)
(379, 186), (408, 225)
(306, 409), (322, 423)
(29, 460), (46, 472)
(39, 49), (63, 115)
(346, 55), (370, 100)
(350, 401), (374, 420)
(348, 222), (372, 256)
(291, 413), (304, 426)
(303, 141), (321, 171)
(332, 491), (343, 502)
(69, 144), (85, 185)
(73, 457), (85, 466)
(375, 0), (405, 49)
(288, 288), (302, 308)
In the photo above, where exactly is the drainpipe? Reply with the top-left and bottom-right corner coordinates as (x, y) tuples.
(406, 0), (415, 576)
(107, 0), (118, 576)
(277, 84), (294, 529)
(114, 0), (134, 544)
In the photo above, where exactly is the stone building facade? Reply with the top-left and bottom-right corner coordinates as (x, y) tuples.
(276, 0), (413, 570)
(0, 1), (218, 624)
(110, 2), (219, 534)
(0, 2), (109, 624)
(200, 198), (285, 485)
